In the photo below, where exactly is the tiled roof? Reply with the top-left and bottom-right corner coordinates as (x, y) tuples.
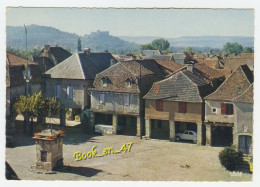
(142, 50), (161, 57)
(45, 52), (117, 80)
(148, 54), (173, 61)
(154, 60), (185, 73)
(205, 65), (253, 101)
(194, 63), (225, 80)
(6, 52), (42, 87)
(224, 56), (254, 71)
(38, 46), (72, 64)
(89, 59), (165, 93)
(197, 59), (219, 69)
(215, 69), (232, 78)
(143, 70), (213, 103)
(232, 84), (253, 104)
(6, 52), (35, 66)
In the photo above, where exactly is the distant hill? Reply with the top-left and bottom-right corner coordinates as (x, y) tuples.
(7, 25), (254, 54)
(6, 25), (139, 54)
(119, 35), (254, 48)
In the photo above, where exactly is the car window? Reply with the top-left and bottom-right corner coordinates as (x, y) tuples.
(184, 132), (188, 134)
(189, 132), (193, 135)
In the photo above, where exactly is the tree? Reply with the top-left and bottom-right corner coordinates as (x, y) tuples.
(223, 42), (243, 56)
(151, 39), (170, 51)
(140, 38), (170, 51)
(184, 47), (194, 55)
(13, 92), (60, 136)
(243, 47), (253, 53)
(140, 43), (156, 50)
(77, 38), (82, 52)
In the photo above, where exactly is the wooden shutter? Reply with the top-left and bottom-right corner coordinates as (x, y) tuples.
(221, 103), (226, 115)
(183, 102), (187, 113)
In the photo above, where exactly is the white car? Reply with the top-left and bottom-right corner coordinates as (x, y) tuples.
(175, 130), (197, 143)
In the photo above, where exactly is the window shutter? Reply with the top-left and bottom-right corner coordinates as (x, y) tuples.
(184, 102), (187, 113)
(221, 103), (226, 115)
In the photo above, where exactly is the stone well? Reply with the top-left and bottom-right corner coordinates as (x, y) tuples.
(31, 129), (64, 173)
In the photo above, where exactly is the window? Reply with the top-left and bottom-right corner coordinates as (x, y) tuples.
(212, 107), (217, 113)
(55, 85), (61, 98)
(221, 103), (233, 115)
(123, 94), (130, 105)
(126, 78), (132, 87)
(66, 86), (73, 100)
(102, 77), (108, 87)
(179, 102), (187, 113)
(156, 100), (163, 111)
(100, 93), (105, 104)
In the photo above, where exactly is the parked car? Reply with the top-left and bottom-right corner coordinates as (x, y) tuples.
(175, 130), (197, 143)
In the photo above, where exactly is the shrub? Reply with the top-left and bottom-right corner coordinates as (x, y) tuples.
(219, 147), (243, 171)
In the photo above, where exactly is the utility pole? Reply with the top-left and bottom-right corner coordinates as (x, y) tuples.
(23, 24), (32, 136)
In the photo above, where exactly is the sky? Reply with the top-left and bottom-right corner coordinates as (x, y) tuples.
(6, 8), (254, 38)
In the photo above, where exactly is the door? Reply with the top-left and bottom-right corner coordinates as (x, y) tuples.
(239, 135), (252, 154)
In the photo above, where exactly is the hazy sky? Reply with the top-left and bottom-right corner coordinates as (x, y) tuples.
(6, 8), (254, 38)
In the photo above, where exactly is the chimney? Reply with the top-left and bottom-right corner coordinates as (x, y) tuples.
(83, 48), (91, 55)
(187, 63), (194, 73)
(44, 45), (50, 53)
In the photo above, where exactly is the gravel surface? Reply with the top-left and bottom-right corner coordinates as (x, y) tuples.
(6, 133), (252, 181)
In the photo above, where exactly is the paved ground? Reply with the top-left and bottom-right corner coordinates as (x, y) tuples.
(6, 132), (252, 181)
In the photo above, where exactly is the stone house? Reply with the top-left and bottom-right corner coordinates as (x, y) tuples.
(89, 59), (166, 137)
(204, 64), (253, 147)
(6, 52), (43, 132)
(33, 45), (72, 73)
(232, 84), (253, 155)
(143, 69), (213, 144)
(44, 49), (117, 118)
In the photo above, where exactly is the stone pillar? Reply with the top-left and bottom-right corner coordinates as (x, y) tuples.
(145, 118), (151, 139)
(196, 122), (202, 145)
(169, 120), (175, 142)
(206, 124), (212, 146)
(232, 125), (238, 150)
(136, 116), (142, 138)
(112, 114), (118, 135)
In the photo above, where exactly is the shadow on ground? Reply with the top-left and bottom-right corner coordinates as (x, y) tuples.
(60, 165), (103, 177)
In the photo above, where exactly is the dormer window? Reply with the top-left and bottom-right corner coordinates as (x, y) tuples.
(126, 78), (132, 87)
(102, 77), (108, 87)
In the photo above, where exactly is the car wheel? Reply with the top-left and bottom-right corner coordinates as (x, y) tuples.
(176, 136), (180, 142)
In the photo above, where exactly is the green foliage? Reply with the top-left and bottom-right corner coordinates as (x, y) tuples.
(243, 47), (253, 53)
(219, 147), (243, 171)
(184, 47), (194, 54)
(141, 38), (170, 51)
(7, 46), (41, 59)
(13, 92), (60, 119)
(77, 38), (82, 52)
(140, 43), (156, 50)
(223, 42), (243, 56)
(151, 39), (170, 51)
